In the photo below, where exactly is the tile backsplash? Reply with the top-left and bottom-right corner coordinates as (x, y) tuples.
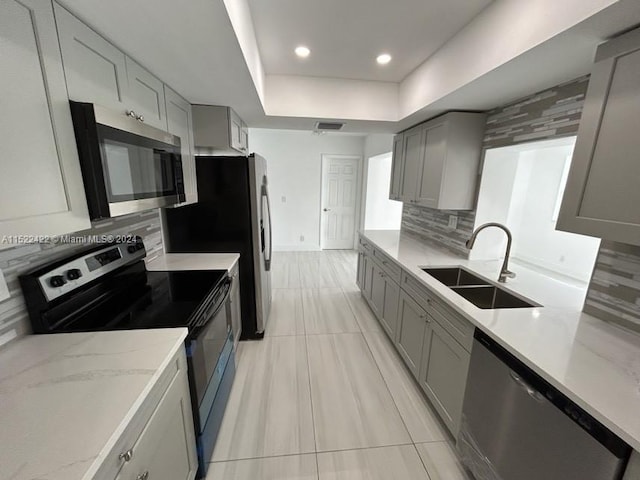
(400, 74), (640, 333)
(0, 209), (163, 349)
(401, 206), (475, 257)
(584, 241), (640, 333)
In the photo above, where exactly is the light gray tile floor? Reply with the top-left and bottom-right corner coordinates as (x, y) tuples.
(209, 250), (471, 479)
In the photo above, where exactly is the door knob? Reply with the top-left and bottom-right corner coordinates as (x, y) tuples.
(323, 208), (331, 212)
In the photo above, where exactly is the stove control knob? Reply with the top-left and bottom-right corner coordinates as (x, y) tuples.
(66, 268), (82, 281)
(49, 275), (66, 288)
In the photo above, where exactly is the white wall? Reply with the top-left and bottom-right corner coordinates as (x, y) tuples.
(364, 153), (402, 230)
(473, 138), (600, 283)
(249, 128), (365, 250)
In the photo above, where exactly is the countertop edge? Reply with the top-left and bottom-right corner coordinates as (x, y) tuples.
(360, 230), (640, 452)
(81, 327), (188, 480)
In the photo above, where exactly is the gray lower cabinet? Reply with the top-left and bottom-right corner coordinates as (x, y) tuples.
(369, 261), (400, 339)
(419, 318), (471, 435)
(0, 0), (90, 243)
(116, 351), (197, 480)
(362, 255), (375, 301)
(396, 290), (429, 377)
(229, 263), (242, 350)
(356, 250), (365, 289)
(557, 26), (640, 246)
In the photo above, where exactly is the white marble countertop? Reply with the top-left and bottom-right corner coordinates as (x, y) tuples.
(146, 252), (239, 272)
(0, 328), (187, 480)
(362, 229), (640, 452)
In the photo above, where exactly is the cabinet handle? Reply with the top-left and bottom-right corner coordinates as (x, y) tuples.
(380, 273), (386, 278)
(126, 110), (138, 119)
(136, 472), (149, 480)
(136, 114), (145, 123)
(118, 449), (133, 462)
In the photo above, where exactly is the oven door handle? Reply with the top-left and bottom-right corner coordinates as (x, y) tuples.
(197, 278), (232, 327)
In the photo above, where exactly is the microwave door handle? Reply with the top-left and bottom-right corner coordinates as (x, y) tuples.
(261, 183), (273, 272)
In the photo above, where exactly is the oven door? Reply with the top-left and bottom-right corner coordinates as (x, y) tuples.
(70, 101), (184, 219)
(186, 279), (232, 432)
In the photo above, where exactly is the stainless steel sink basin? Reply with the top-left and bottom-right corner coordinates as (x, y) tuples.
(451, 285), (539, 309)
(421, 267), (490, 287)
(422, 266), (540, 309)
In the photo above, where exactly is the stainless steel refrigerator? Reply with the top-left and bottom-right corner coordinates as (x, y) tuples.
(162, 154), (272, 338)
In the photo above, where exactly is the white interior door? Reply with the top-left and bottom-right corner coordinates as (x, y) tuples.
(321, 155), (361, 249)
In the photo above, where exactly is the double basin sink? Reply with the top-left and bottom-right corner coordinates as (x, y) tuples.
(422, 267), (540, 309)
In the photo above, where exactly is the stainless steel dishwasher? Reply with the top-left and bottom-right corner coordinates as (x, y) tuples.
(458, 329), (631, 480)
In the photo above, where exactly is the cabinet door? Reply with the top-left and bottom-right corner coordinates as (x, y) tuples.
(0, 0), (90, 244)
(362, 255), (375, 300)
(395, 291), (428, 377)
(122, 364), (198, 480)
(370, 263), (386, 318)
(558, 30), (640, 245)
(54, 3), (128, 111)
(399, 126), (426, 202)
(229, 266), (242, 349)
(229, 109), (244, 153)
(165, 86), (198, 205)
(419, 319), (471, 435)
(241, 121), (249, 153)
(380, 276), (400, 340)
(389, 133), (405, 200)
(356, 251), (365, 289)
(125, 56), (167, 130)
(416, 123), (446, 208)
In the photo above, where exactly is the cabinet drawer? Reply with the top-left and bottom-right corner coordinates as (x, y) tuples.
(359, 236), (373, 255)
(400, 271), (433, 309)
(92, 348), (185, 480)
(372, 248), (401, 283)
(429, 299), (474, 353)
(400, 271), (473, 351)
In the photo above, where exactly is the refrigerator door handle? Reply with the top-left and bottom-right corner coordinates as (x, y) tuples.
(261, 182), (273, 271)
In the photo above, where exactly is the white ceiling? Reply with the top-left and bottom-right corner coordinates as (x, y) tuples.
(56, 0), (640, 134)
(247, 0), (493, 82)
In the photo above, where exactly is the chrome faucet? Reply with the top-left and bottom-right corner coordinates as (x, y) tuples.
(466, 222), (516, 283)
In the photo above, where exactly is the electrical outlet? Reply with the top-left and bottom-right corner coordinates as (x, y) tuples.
(300, 235), (305, 242)
(281, 196), (286, 203)
(0, 269), (9, 303)
(448, 215), (458, 230)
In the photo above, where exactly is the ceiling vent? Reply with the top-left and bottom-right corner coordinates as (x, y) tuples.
(315, 121), (344, 131)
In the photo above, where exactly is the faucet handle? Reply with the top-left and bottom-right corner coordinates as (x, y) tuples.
(499, 270), (516, 282)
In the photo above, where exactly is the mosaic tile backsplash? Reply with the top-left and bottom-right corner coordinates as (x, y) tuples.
(401, 206), (475, 257)
(0, 209), (163, 349)
(585, 242), (640, 333)
(401, 74), (640, 333)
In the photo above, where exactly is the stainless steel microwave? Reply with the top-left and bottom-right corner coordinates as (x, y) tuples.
(69, 101), (184, 220)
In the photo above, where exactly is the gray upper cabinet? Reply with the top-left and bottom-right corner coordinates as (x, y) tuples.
(557, 27), (640, 246)
(126, 57), (167, 130)
(0, 0), (90, 245)
(54, 3), (128, 111)
(192, 105), (249, 155)
(392, 112), (486, 210)
(165, 86), (197, 205)
(56, 4), (167, 130)
(399, 125), (426, 202)
(389, 133), (404, 201)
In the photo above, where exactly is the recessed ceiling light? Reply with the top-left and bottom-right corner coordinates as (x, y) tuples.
(376, 53), (392, 65)
(295, 46), (310, 58)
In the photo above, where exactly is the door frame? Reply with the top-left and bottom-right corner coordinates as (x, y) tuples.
(319, 154), (363, 250)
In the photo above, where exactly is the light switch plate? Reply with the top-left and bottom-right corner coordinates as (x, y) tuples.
(0, 269), (9, 303)
(448, 215), (458, 230)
